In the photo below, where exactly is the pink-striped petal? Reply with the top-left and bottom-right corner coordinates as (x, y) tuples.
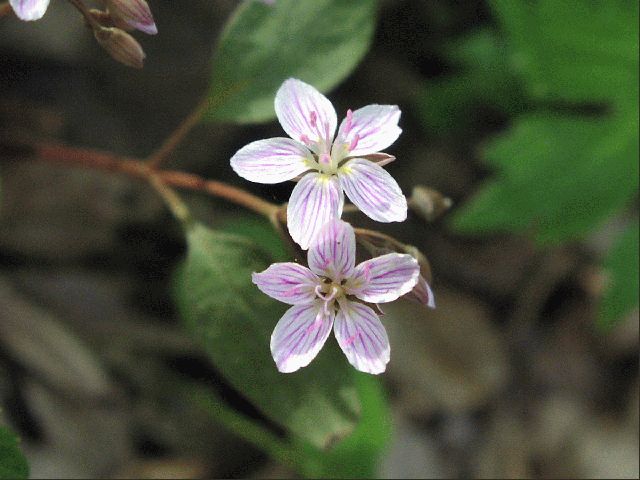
(275, 79), (337, 153)
(270, 302), (334, 373)
(308, 219), (356, 282)
(347, 253), (419, 304)
(409, 275), (436, 308)
(338, 158), (407, 222)
(287, 172), (344, 250)
(230, 137), (314, 184)
(10, 0), (50, 20)
(252, 262), (320, 305)
(105, 0), (158, 35)
(334, 299), (390, 375)
(334, 105), (401, 158)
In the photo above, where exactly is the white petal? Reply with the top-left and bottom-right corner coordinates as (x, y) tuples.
(347, 253), (419, 304)
(287, 172), (344, 250)
(334, 105), (401, 157)
(271, 302), (334, 373)
(10, 0), (50, 20)
(230, 137), (314, 184)
(275, 78), (337, 153)
(308, 219), (356, 282)
(252, 263), (320, 305)
(338, 158), (407, 222)
(410, 275), (436, 308)
(334, 300), (390, 375)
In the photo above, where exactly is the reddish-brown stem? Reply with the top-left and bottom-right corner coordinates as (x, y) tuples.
(35, 142), (279, 218)
(67, 0), (101, 30)
(146, 96), (210, 169)
(0, 2), (12, 18)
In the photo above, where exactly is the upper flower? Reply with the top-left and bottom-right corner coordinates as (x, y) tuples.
(252, 219), (420, 374)
(231, 78), (408, 249)
(9, 0), (50, 21)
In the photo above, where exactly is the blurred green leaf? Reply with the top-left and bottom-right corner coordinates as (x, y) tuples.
(221, 216), (289, 261)
(205, 0), (377, 123)
(598, 222), (639, 330)
(297, 372), (391, 478)
(417, 28), (525, 135)
(174, 223), (360, 448)
(0, 426), (28, 480)
(453, 113), (639, 243)
(451, 0), (639, 245)
(490, 0), (638, 108)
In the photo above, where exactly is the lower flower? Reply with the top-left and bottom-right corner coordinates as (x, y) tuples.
(252, 219), (422, 374)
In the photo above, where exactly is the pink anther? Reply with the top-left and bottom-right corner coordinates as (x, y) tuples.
(348, 133), (360, 152)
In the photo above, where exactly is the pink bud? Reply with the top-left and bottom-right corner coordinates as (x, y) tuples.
(94, 27), (146, 69)
(104, 0), (157, 35)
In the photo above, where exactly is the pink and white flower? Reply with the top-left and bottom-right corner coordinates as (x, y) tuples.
(252, 219), (420, 374)
(231, 78), (407, 249)
(9, 0), (50, 21)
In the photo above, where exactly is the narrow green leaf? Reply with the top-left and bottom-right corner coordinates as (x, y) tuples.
(598, 222), (639, 330)
(0, 426), (29, 480)
(174, 223), (360, 448)
(205, 0), (377, 123)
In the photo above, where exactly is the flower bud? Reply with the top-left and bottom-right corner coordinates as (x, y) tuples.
(94, 27), (146, 69)
(104, 0), (157, 35)
(408, 185), (452, 222)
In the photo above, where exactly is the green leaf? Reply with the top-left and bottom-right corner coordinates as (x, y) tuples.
(174, 223), (360, 448)
(453, 113), (639, 243)
(297, 373), (391, 478)
(598, 222), (640, 330)
(451, 1), (639, 244)
(0, 426), (29, 480)
(490, 0), (638, 109)
(220, 216), (289, 262)
(417, 28), (525, 135)
(205, 0), (377, 123)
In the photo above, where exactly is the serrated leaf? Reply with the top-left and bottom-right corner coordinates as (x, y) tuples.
(0, 426), (29, 480)
(453, 113), (639, 243)
(417, 28), (525, 135)
(598, 222), (639, 330)
(490, 0), (638, 108)
(205, 0), (377, 123)
(451, 1), (639, 245)
(174, 223), (360, 448)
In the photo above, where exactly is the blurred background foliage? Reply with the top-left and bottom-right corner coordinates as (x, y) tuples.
(0, 0), (638, 478)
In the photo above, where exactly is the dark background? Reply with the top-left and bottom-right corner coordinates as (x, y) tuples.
(1, 0), (638, 477)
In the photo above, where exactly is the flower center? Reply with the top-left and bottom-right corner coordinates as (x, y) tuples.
(314, 281), (345, 315)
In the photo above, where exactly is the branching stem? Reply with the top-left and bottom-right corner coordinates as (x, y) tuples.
(34, 142), (280, 218)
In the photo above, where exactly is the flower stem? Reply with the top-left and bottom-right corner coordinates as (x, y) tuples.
(191, 386), (303, 473)
(67, 0), (102, 30)
(34, 141), (280, 218)
(146, 96), (210, 169)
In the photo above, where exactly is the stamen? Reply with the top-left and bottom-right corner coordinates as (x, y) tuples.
(362, 262), (372, 282)
(348, 133), (360, 152)
(343, 109), (353, 134)
(319, 153), (331, 165)
(309, 111), (317, 128)
(299, 133), (312, 145)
